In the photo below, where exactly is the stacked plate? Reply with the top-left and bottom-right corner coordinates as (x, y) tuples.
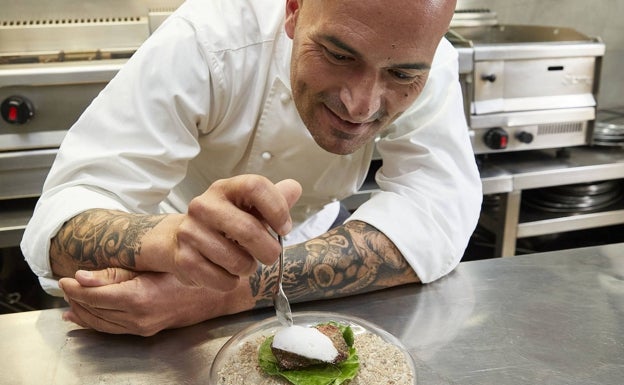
(593, 122), (624, 146)
(522, 180), (623, 213)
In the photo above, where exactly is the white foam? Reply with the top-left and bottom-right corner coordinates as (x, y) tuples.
(272, 325), (339, 362)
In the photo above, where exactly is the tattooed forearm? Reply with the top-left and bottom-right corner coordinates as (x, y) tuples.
(249, 220), (419, 307)
(50, 209), (166, 277)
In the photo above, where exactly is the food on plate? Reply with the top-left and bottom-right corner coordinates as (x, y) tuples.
(259, 321), (358, 385)
(271, 324), (350, 369)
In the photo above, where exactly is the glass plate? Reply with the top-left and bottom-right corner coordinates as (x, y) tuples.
(209, 311), (417, 385)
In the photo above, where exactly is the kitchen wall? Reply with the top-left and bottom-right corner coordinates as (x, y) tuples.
(456, 0), (624, 109)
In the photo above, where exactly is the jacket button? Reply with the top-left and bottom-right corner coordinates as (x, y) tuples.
(261, 151), (273, 160)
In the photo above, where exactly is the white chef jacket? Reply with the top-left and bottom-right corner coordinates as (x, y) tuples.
(21, 0), (482, 296)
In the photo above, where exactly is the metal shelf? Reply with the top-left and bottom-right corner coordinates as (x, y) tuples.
(478, 146), (624, 256)
(517, 207), (624, 238)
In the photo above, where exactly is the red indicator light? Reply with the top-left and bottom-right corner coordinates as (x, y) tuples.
(8, 105), (18, 122)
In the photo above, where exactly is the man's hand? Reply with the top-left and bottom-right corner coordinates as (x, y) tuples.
(58, 268), (252, 336)
(154, 176), (302, 288)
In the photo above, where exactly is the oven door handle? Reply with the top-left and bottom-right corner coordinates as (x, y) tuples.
(0, 60), (125, 87)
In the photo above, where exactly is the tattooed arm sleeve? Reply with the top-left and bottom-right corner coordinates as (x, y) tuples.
(51, 211), (419, 308)
(49, 209), (166, 278)
(249, 220), (420, 307)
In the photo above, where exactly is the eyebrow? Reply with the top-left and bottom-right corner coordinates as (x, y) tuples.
(319, 34), (431, 71)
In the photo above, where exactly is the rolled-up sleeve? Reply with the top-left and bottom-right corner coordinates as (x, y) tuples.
(347, 39), (482, 283)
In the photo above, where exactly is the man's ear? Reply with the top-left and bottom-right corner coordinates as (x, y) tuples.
(284, 0), (300, 38)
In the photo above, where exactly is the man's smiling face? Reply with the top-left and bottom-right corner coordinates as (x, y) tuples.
(284, 0), (455, 155)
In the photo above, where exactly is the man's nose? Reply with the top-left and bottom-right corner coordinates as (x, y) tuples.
(339, 71), (383, 122)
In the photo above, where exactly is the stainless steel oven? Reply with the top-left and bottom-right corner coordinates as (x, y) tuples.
(448, 11), (605, 154)
(0, 0), (184, 247)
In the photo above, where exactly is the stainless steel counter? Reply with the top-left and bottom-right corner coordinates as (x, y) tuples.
(1, 242), (623, 384)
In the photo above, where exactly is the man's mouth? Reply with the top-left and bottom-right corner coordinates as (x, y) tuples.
(323, 105), (375, 136)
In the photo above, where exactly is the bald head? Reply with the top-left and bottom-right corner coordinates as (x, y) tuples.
(288, 0), (456, 62)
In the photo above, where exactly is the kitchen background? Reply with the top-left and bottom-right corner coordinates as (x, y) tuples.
(454, 0), (624, 260)
(1, 0), (623, 312)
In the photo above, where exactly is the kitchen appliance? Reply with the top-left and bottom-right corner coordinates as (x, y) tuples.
(447, 12), (605, 154)
(0, 0), (184, 247)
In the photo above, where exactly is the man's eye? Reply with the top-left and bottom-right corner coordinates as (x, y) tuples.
(323, 47), (351, 63)
(389, 69), (414, 80)
(388, 69), (426, 85)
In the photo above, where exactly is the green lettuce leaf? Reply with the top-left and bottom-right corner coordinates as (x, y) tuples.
(257, 324), (360, 385)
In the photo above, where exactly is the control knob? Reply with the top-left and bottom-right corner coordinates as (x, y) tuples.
(483, 127), (509, 150)
(1, 96), (35, 125)
(481, 73), (497, 82)
(516, 131), (534, 144)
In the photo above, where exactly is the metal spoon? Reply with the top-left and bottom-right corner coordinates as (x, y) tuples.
(272, 234), (293, 327)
